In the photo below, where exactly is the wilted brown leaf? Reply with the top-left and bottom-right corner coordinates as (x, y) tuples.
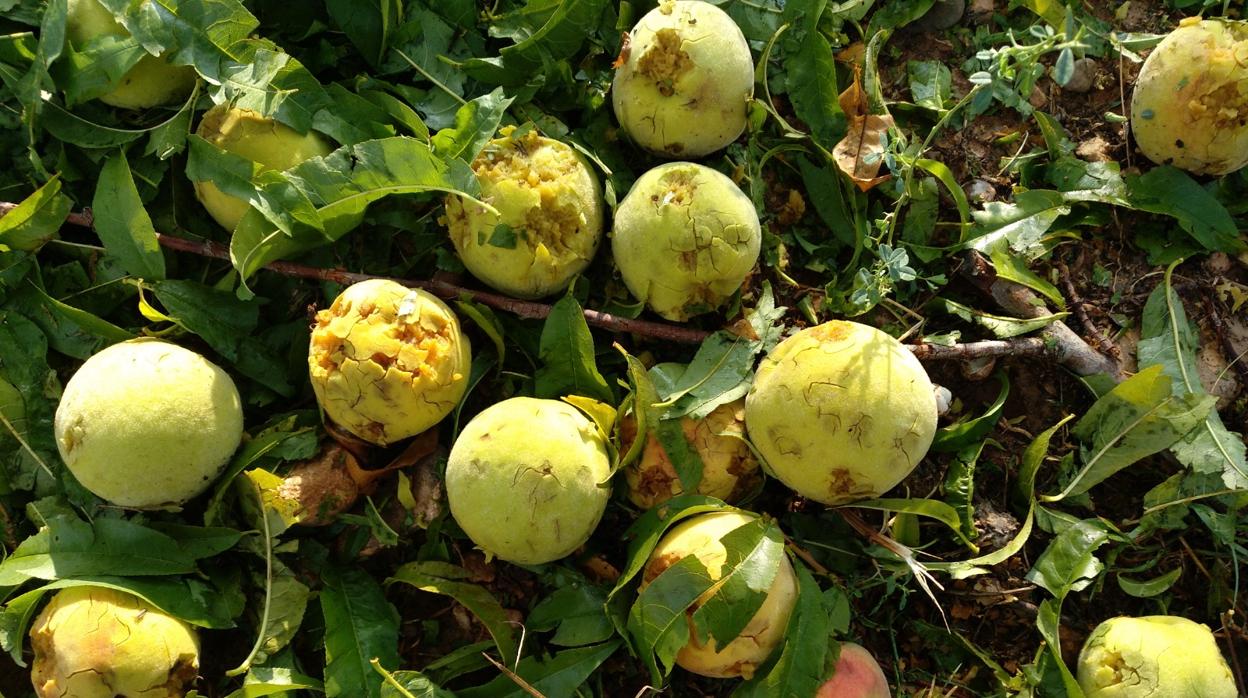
(834, 66), (894, 192)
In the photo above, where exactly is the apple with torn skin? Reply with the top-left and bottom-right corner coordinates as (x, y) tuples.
(612, 0), (755, 158)
(30, 586), (200, 698)
(1076, 615), (1237, 697)
(612, 162), (761, 321)
(444, 127), (604, 298)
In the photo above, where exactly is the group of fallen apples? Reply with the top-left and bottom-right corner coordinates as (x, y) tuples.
(23, 1), (1248, 696)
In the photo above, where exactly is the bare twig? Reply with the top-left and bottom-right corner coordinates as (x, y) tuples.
(1056, 260), (1121, 362)
(481, 653), (546, 698)
(960, 251), (1126, 380)
(1205, 290), (1248, 389)
(7, 202), (1116, 367)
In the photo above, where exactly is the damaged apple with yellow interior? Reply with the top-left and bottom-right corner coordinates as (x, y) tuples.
(612, 0), (755, 157)
(621, 399), (760, 509)
(444, 127), (604, 298)
(193, 104), (335, 232)
(445, 397), (612, 565)
(1130, 18), (1248, 176)
(308, 279), (472, 446)
(1076, 615), (1237, 697)
(639, 510), (797, 679)
(612, 162), (761, 321)
(30, 586), (200, 698)
(745, 321), (938, 505)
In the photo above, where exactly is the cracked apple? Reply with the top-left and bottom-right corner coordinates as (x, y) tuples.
(193, 104), (335, 232)
(612, 162), (761, 321)
(445, 397), (611, 565)
(744, 321), (937, 505)
(444, 127), (604, 298)
(640, 510), (796, 679)
(1130, 18), (1248, 175)
(612, 0), (754, 157)
(53, 338), (244, 509)
(30, 586), (200, 698)
(621, 399), (760, 509)
(1076, 615), (1236, 697)
(66, 0), (196, 109)
(308, 279), (471, 446)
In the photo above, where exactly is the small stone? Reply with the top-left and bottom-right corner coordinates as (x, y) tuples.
(1061, 57), (1098, 93)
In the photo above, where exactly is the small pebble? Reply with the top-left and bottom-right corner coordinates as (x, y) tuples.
(1061, 57), (1098, 93)
(965, 179), (996, 204)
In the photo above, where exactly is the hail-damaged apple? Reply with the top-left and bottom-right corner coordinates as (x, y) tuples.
(30, 586), (200, 698)
(1131, 18), (1248, 176)
(612, 0), (754, 158)
(444, 127), (604, 298)
(308, 279), (472, 446)
(745, 321), (938, 505)
(445, 397), (612, 565)
(193, 104), (335, 232)
(612, 162), (761, 321)
(1077, 615), (1237, 697)
(640, 510), (797, 679)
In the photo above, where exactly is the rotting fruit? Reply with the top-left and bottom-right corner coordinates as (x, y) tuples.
(54, 338), (244, 509)
(1076, 615), (1237, 697)
(816, 642), (892, 698)
(640, 510), (797, 679)
(193, 104), (335, 232)
(621, 399), (760, 509)
(30, 586), (200, 698)
(308, 279), (471, 446)
(744, 320), (938, 505)
(445, 397), (612, 565)
(1130, 18), (1248, 175)
(65, 0), (197, 109)
(612, 162), (761, 321)
(444, 127), (604, 298)
(612, 0), (754, 158)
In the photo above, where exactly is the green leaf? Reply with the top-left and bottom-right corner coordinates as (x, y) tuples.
(53, 32), (146, 105)
(378, 666), (452, 698)
(1045, 365), (1214, 501)
(430, 88), (513, 163)
(455, 641), (621, 698)
(848, 497), (977, 551)
(11, 283), (133, 360)
(614, 345), (660, 474)
(1035, 597), (1085, 698)
(908, 60), (952, 111)
(151, 279), (293, 395)
(0, 176), (71, 252)
(944, 442), (981, 544)
(387, 561), (520, 665)
(92, 150), (166, 280)
(1138, 264), (1248, 489)
(786, 28), (845, 154)
(930, 415), (1073, 579)
(0, 515), (204, 586)
(734, 562), (830, 698)
(966, 189), (1068, 258)
(654, 417), (704, 494)
(1026, 519), (1109, 597)
(321, 566), (401, 698)
(989, 248), (1065, 309)
(229, 137), (477, 284)
(1116, 567), (1181, 598)
(1124, 167), (1243, 252)
(326, 0), (401, 68)
(931, 372), (1008, 452)
(535, 294), (612, 403)
(938, 297), (1067, 339)
(528, 583), (614, 648)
